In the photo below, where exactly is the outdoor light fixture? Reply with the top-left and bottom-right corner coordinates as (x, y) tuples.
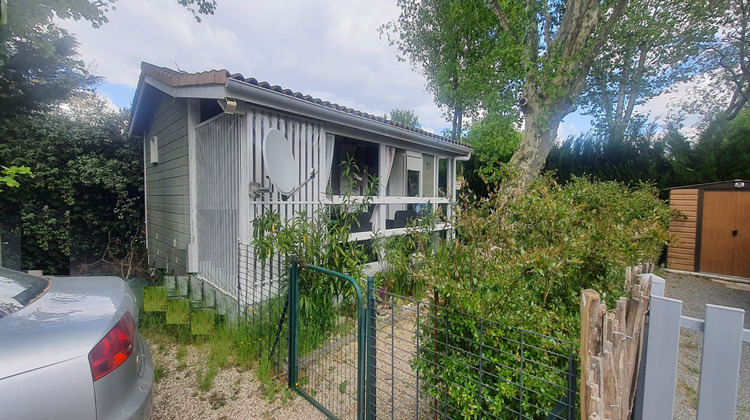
(219, 96), (237, 114)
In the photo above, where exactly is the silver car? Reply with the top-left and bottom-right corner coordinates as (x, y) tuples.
(0, 267), (154, 419)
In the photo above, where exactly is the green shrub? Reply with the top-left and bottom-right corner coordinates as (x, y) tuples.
(415, 175), (675, 417)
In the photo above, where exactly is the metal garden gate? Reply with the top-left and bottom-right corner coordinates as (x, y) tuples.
(288, 257), (367, 420)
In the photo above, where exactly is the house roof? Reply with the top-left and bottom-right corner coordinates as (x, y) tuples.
(132, 62), (471, 152)
(669, 180), (749, 190)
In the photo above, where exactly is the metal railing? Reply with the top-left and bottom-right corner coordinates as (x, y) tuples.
(367, 290), (577, 420)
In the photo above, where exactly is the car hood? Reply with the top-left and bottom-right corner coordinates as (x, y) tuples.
(0, 276), (137, 380)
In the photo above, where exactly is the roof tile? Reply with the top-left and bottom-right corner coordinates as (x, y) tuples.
(139, 62), (471, 150)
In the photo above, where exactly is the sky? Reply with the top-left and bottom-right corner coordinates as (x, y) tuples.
(58, 0), (678, 139)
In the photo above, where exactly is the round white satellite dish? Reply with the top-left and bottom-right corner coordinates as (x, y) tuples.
(263, 129), (299, 195)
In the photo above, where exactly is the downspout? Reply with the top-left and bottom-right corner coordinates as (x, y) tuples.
(142, 131), (149, 267)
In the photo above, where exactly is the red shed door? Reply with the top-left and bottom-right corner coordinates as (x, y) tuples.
(700, 191), (750, 278)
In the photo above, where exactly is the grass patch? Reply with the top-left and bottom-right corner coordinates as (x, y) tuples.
(686, 364), (701, 375)
(144, 286), (167, 312)
(677, 379), (698, 409)
(166, 298), (190, 324)
(154, 364), (165, 384)
(197, 365), (218, 392)
(176, 344), (187, 371)
(192, 309), (215, 335)
(256, 357), (283, 402)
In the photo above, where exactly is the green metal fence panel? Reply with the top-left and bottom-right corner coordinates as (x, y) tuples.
(289, 256), (366, 420)
(367, 291), (577, 420)
(281, 254), (577, 420)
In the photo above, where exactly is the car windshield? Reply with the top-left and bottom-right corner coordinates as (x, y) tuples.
(0, 267), (50, 319)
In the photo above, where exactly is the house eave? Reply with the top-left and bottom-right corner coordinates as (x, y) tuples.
(224, 78), (472, 156)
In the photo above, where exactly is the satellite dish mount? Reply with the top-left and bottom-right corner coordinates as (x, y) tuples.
(261, 129), (316, 201)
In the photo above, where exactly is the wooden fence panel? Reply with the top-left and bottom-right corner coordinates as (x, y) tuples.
(580, 264), (653, 420)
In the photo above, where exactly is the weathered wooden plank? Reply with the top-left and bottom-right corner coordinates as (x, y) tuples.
(670, 219), (697, 228)
(669, 226), (697, 235)
(581, 289), (601, 420)
(670, 189), (699, 197)
(669, 262), (694, 271)
(668, 248), (695, 258)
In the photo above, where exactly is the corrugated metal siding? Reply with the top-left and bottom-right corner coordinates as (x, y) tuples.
(145, 96), (190, 274)
(668, 188), (698, 271)
(195, 114), (245, 297)
(240, 108), (326, 306)
(247, 107), (326, 221)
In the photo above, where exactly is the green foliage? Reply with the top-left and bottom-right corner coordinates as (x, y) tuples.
(547, 109), (750, 193)
(579, 0), (720, 139)
(376, 209), (440, 298)
(429, 177), (673, 321)
(547, 117), (674, 191)
(675, 109), (750, 183)
(0, 165), (33, 191)
(414, 176), (674, 416)
(384, 108), (421, 129)
(251, 158), (377, 353)
(0, 97), (144, 274)
(462, 113), (522, 195)
(381, 0), (522, 124)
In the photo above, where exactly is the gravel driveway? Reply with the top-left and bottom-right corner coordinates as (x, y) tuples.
(664, 271), (750, 420)
(147, 338), (325, 420)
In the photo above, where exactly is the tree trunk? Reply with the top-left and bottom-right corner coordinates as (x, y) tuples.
(507, 101), (566, 187)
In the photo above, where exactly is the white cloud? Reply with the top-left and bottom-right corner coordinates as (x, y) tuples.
(58, 0), (450, 132)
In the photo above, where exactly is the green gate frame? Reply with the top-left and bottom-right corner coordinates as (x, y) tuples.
(288, 256), (367, 420)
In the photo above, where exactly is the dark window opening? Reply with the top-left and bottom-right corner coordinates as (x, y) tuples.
(330, 137), (379, 196)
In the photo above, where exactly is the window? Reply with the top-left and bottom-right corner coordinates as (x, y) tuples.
(330, 136), (379, 196)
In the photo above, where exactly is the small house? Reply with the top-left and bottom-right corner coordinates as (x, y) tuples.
(128, 62), (472, 301)
(667, 180), (750, 278)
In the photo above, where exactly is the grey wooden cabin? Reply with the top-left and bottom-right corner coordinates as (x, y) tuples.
(128, 62), (472, 301)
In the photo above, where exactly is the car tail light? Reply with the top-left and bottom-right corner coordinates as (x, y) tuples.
(88, 312), (135, 381)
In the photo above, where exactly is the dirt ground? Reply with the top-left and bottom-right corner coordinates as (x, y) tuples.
(146, 336), (325, 420)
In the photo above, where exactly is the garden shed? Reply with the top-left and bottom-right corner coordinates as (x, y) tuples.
(667, 180), (750, 278)
(128, 62), (472, 302)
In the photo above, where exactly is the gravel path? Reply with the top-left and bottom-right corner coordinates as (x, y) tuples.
(147, 337), (325, 420)
(664, 271), (750, 420)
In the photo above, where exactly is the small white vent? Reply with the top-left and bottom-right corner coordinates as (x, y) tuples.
(149, 136), (159, 164)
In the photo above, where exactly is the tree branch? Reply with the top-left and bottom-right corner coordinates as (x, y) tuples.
(489, 0), (514, 35)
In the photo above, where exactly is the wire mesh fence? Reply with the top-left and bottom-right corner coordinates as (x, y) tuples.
(237, 248), (577, 420)
(368, 291), (577, 420)
(238, 243), (290, 375)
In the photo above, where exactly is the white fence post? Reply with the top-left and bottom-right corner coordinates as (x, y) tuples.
(635, 294), (682, 420)
(696, 304), (744, 420)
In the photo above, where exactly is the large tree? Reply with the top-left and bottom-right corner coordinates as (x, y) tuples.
(385, 0), (723, 186)
(580, 0), (719, 141)
(682, 0), (750, 124)
(385, 108), (422, 128)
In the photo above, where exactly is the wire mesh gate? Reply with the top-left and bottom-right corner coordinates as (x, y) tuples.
(288, 257), (366, 420)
